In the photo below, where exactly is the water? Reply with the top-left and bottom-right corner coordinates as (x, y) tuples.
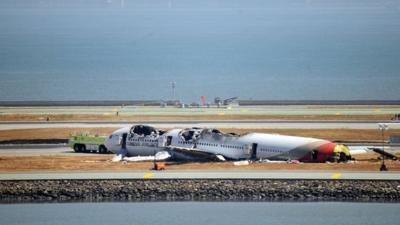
(0, 202), (399, 225)
(0, 0), (400, 102)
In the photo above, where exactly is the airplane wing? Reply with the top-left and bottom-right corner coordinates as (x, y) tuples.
(166, 146), (226, 161)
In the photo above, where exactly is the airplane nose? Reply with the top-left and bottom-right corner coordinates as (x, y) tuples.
(104, 136), (115, 152)
(104, 139), (111, 150)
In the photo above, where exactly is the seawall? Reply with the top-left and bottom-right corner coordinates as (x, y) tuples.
(1, 179), (400, 203)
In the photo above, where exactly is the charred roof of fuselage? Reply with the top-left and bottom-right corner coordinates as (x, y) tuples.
(129, 125), (165, 136)
(178, 127), (240, 141)
(179, 127), (203, 141)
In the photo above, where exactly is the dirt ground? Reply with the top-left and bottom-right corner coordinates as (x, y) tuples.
(1, 127), (399, 142)
(0, 153), (399, 172)
(0, 114), (393, 122)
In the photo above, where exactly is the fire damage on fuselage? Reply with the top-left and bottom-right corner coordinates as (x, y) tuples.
(126, 125), (165, 149)
(178, 128), (237, 142)
(129, 125), (165, 137)
(179, 128), (239, 141)
(177, 127), (243, 149)
(107, 125), (353, 163)
(168, 127), (245, 161)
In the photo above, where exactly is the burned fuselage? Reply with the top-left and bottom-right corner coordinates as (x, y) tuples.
(169, 128), (251, 160)
(162, 127), (344, 161)
(105, 125), (351, 162)
(124, 125), (165, 156)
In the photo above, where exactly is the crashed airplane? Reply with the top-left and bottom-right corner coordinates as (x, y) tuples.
(105, 125), (352, 162)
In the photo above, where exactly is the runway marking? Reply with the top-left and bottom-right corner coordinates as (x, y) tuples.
(331, 173), (342, 179)
(143, 173), (154, 179)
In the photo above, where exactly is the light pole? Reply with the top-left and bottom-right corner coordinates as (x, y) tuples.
(171, 81), (176, 101)
(378, 123), (389, 171)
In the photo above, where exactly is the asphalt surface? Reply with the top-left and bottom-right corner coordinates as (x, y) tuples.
(0, 171), (399, 180)
(0, 146), (94, 156)
(1, 121), (400, 130)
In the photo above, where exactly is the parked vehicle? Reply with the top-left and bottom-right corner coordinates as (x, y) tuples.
(68, 134), (109, 154)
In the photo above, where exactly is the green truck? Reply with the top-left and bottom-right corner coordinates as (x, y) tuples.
(68, 134), (109, 154)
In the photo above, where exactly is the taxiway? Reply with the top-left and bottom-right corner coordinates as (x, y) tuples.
(1, 120), (400, 130)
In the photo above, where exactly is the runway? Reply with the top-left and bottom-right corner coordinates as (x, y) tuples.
(0, 171), (399, 181)
(1, 121), (400, 130)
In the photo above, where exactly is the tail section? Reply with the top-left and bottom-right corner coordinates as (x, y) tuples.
(334, 144), (352, 162)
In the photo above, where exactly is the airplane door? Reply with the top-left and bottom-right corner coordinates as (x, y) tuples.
(250, 143), (258, 160)
(121, 133), (128, 149)
(311, 150), (318, 161)
(166, 136), (173, 146)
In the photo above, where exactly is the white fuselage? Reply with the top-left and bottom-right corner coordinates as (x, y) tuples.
(105, 126), (330, 161)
